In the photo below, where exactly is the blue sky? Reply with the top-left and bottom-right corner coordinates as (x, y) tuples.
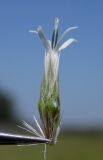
(0, 0), (103, 127)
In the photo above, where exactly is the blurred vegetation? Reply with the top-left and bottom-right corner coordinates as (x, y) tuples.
(0, 91), (17, 123)
(0, 132), (103, 160)
(0, 90), (103, 160)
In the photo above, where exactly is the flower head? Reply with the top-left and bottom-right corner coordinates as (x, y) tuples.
(29, 17), (77, 144)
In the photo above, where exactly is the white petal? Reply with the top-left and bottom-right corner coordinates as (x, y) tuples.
(58, 38), (77, 51)
(55, 17), (59, 26)
(29, 30), (38, 34)
(55, 26), (78, 50)
(58, 26), (78, 42)
(52, 17), (59, 49)
(37, 26), (51, 52)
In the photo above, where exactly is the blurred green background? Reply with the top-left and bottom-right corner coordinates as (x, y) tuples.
(0, 133), (103, 160)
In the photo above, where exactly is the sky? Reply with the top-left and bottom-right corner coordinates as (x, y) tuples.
(0, 0), (103, 128)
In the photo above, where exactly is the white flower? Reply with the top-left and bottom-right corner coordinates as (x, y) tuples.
(29, 17), (77, 98)
(29, 17), (77, 144)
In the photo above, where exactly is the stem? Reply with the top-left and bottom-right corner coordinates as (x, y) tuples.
(44, 144), (47, 160)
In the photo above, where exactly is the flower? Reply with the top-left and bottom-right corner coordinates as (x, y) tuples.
(29, 17), (77, 144)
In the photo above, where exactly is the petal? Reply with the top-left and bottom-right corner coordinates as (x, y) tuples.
(37, 26), (51, 51)
(52, 17), (59, 48)
(58, 38), (77, 51)
(58, 26), (78, 42)
(55, 26), (78, 50)
(29, 30), (38, 34)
